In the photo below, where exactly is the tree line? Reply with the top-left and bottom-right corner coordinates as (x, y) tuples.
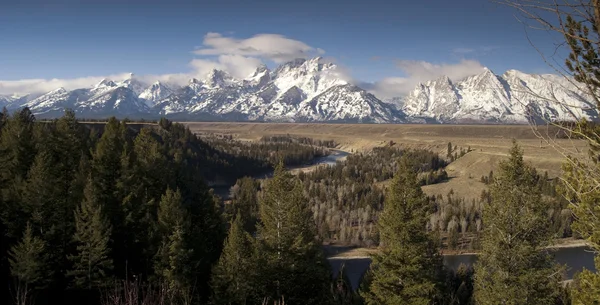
(197, 133), (332, 169)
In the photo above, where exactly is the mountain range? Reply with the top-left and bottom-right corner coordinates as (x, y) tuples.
(0, 57), (596, 124)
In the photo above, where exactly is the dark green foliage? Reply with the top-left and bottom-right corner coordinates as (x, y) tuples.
(154, 188), (194, 301)
(9, 223), (46, 287)
(255, 161), (332, 305)
(442, 264), (474, 305)
(260, 134), (337, 148)
(473, 140), (564, 305)
(0, 108), (38, 241)
(362, 156), (444, 305)
(210, 213), (257, 305)
(0, 112), (231, 304)
(301, 146), (447, 246)
(8, 223), (46, 305)
(199, 132), (331, 175)
(227, 177), (260, 234)
(67, 176), (113, 289)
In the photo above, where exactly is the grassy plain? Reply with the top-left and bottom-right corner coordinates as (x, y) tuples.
(184, 122), (588, 202)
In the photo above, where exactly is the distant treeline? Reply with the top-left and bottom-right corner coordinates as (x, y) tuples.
(199, 133), (332, 168)
(260, 134), (338, 148)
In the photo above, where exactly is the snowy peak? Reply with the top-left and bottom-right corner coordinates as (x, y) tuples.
(139, 81), (173, 107)
(95, 78), (117, 88)
(402, 68), (597, 123)
(51, 87), (68, 94)
(203, 69), (234, 89)
(245, 65), (271, 87)
(118, 73), (147, 95)
(6, 56), (595, 124)
(273, 57), (335, 78)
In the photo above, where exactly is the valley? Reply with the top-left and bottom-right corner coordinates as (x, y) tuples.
(185, 121), (587, 184)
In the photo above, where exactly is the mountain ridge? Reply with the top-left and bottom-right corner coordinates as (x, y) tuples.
(2, 58), (597, 123)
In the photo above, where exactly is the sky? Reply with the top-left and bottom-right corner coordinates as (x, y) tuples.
(0, 0), (568, 98)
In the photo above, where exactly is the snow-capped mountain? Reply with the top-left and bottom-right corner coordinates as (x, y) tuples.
(152, 57), (399, 122)
(2, 57), (597, 123)
(138, 81), (173, 107)
(0, 94), (38, 110)
(402, 68), (598, 123)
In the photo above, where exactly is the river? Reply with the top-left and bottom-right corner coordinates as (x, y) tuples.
(212, 149), (350, 199)
(328, 246), (597, 290)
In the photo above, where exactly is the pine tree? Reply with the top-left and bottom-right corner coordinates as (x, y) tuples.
(0, 107), (8, 133)
(473, 140), (563, 305)
(211, 213), (256, 305)
(67, 175), (114, 289)
(91, 117), (126, 242)
(562, 156), (600, 304)
(362, 156), (444, 305)
(231, 177), (259, 234)
(118, 127), (168, 277)
(256, 161), (332, 305)
(8, 223), (46, 305)
(0, 108), (37, 240)
(154, 188), (193, 301)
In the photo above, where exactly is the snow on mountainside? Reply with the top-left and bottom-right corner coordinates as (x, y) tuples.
(11, 57), (398, 122)
(152, 57), (399, 122)
(3, 58), (597, 123)
(402, 68), (597, 123)
(138, 81), (174, 107)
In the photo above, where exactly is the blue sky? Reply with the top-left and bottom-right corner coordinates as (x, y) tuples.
(0, 0), (566, 97)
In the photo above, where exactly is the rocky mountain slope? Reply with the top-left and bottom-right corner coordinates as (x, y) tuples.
(2, 58), (597, 123)
(12, 57), (400, 123)
(401, 68), (597, 123)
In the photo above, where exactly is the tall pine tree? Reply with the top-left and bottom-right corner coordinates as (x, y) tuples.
(67, 175), (114, 290)
(473, 140), (563, 305)
(256, 161), (332, 305)
(211, 212), (257, 305)
(362, 156), (444, 305)
(230, 177), (260, 234)
(154, 188), (194, 302)
(8, 223), (46, 305)
(0, 108), (37, 241)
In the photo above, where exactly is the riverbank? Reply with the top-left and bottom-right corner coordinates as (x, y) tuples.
(324, 238), (591, 259)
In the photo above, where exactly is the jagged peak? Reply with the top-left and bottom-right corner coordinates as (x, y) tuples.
(427, 75), (452, 86)
(95, 78), (116, 88)
(145, 81), (169, 90)
(49, 87), (67, 94)
(285, 58), (307, 67)
(255, 64), (268, 73)
(481, 67), (495, 76)
(247, 64), (269, 79)
(274, 56), (336, 77)
(205, 69), (232, 81)
(189, 78), (201, 84)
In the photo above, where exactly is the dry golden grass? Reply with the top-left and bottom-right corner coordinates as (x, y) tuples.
(183, 122), (588, 201)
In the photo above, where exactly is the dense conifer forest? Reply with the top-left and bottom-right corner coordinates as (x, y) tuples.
(0, 108), (580, 305)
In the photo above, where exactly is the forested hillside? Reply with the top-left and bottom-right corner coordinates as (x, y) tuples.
(0, 108), (579, 305)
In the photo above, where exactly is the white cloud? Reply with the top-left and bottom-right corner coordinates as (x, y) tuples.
(367, 59), (486, 99)
(189, 55), (264, 79)
(194, 32), (322, 63)
(0, 32), (325, 95)
(0, 32), (487, 101)
(0, 73), (132, 96)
